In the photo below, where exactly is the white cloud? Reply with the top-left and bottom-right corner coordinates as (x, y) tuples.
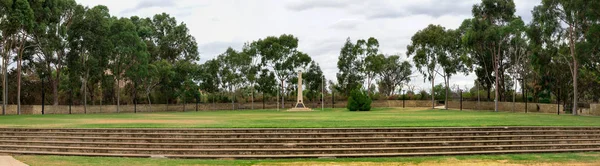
(286, 0), (352, 11)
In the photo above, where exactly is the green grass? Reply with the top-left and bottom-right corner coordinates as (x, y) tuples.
(14, 152), (600, 166)
(0, 107), (599, 128)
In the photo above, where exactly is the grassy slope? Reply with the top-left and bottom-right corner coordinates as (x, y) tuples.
(0, 107), (599, 128)
(14, 152), (600, 166)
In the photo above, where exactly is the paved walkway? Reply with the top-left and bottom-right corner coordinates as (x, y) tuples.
(434, 105), (446, 109)
(0, 156), (28, 166)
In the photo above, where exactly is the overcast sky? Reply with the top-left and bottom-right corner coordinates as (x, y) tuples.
(78, 0), (540, 92)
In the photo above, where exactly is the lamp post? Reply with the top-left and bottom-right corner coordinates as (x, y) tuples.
(277, 83), (279, 111)
(402, 90), (406, 108)
(321, 75), (324, 111)
(460, 89), (463, 111)
(41, 72), (45, 115)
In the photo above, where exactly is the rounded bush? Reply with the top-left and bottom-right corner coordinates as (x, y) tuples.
(347, 89), (372, 111)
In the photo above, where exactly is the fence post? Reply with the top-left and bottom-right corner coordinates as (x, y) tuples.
(460, 89), (463, 111)
(41, 74), (45, 115)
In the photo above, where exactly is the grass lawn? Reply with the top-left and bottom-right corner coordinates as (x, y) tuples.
(14, 152), (600, 166)
(0, 107), (598, 128)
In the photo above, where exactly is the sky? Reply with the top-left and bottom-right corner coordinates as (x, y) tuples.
(77, 0), (541, 92)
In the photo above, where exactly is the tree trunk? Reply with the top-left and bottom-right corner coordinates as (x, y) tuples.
(53, 51), (62, 106)
(281, 80), (285, 109)
(444, 75), (449, 110)
(2, 49), (7, 115)
(262, 92), (265, 109)
(17, 48), (23, 115)
(52, 74), (59, 105)
(431, 76), (435, 109)
(569, 26), (578, 116)
(116, 78), (120, 113)
(494, 53), (499, 112)
(147, 92), (152, 112)
(83, 70), (89, 114)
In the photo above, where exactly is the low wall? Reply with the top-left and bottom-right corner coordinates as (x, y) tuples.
(0, 100), (438, 115)
(582, 104), (600, 116)
(446, 101), (564, 113)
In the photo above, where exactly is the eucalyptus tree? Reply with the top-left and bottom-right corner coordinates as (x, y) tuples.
(462, 0), (517, 112)
(241, 43), (263, 109)
(109, 17), (148, 112)
(378, 55), (412, 96)
(198, 58), (220, 109)
(336, 38), (363, 96)
(438, 29), (469, 109)
(407, 24), (445, 109)
(0, 1), (8, 114)
(142, 60), (172, 112)
(303, 61), (324, 105)
(217, 48), (243, 109)
(253, 68), (275, 109)
(361, 38), (382, 95)
(251, 34), (311, 109)
(0, 0), (14, 114)
(29, 0), (77, 106)
(2, 0), (34, 114)
(530, 0), (598, 115)
(67, 5), (112, 113)
(147, 13), (198, 103)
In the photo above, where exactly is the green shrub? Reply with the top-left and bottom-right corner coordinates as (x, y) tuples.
(347, 89), (372, 111)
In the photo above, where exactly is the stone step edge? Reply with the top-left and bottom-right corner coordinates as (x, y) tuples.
(1, 130), (599, 136)
(3, 143), (600, 151)
(2, 148), (600, 158)
(2, 134), (600, 140)
(2, 138), (598, 146)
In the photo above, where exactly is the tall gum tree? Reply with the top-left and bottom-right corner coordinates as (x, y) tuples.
(4, 0), (35, 115)
(463, 0), (517, 112)
(407, 24), (445, 109)
(29, 0), (77, 106)
(530, 0), (598, 115)
(67, 5), (112, 113)
(336, 38), (363, 96)
(251, 34), (310, 109)
(109, 17), (147, 113)
(438, 29), (469, 110)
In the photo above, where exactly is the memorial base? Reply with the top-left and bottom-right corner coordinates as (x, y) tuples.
(287, 107), (313, 112)
(287, 102), (313, 111)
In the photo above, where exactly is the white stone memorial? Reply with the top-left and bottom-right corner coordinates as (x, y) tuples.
(288, 70), (312, 111)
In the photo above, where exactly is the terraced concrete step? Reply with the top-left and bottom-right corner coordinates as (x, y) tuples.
(1, 130), (599, 138)
(1, 139), (600, 149)
(3, 148), (600, 158)
(1, 127), (599, 134)
(2, 143), (600, 155)
(3, 135), (600, 143)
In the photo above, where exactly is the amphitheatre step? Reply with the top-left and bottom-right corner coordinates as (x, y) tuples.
(1, 143), (600, 155)
(2, 148), (600, 159)
(1, 127), (600, 134)
(1, 139), (600, 149)
(2, 127), (600, 158)
(1, 130), (599, 138)
(2, 135), (600, 143)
